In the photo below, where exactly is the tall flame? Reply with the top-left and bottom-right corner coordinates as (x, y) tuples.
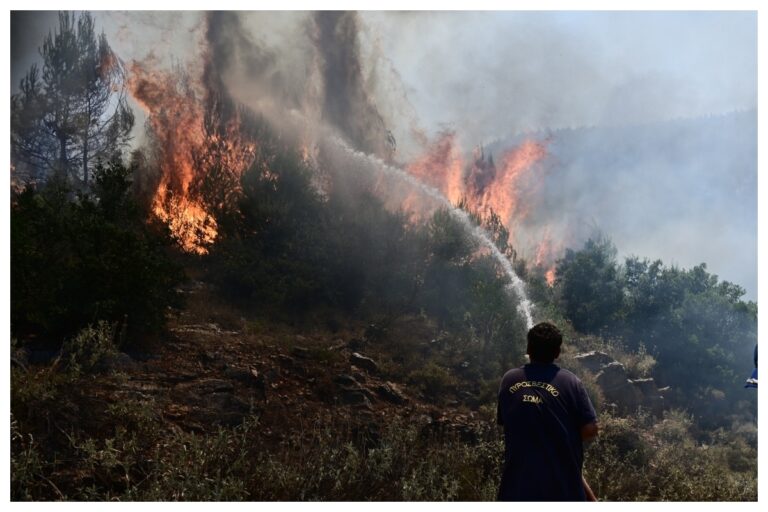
(128, 60), (255, 254)
(474, 140), (547, 236)
(405, 134), (551, 268)
(534, 227), (562, 287)
(406, 131), (465, 205)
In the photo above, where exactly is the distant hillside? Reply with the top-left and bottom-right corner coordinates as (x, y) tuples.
(490, 110), (757, 299)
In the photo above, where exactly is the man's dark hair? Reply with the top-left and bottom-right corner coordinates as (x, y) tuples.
(527, 322), (563, 363)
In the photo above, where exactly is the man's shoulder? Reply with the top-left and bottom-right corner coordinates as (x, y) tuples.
(500, 366), (526, 382)
(557, 367), (582, 380)
(554, 367), (586, 385)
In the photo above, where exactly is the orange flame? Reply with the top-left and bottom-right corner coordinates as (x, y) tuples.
(534, 228), (562, 287)
(475, 140), (547, 237)
(406, 135), (548, 258)
(128, 60), (255, 254)
(406, 131), (465, 205)
(545, 267), (556, 286)
(403, 134), (567, 281)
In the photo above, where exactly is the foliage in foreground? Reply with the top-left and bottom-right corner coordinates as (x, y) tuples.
(11, 356), (756, 502)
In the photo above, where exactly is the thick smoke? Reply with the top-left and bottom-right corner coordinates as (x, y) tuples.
(11, 11), (757, 298)
(198, 11), (394, 164)
(308, 12), (394, 161)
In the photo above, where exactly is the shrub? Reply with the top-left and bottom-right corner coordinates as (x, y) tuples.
(408, 362), (458, 400)
(11, 159), (182, 346)
(60, 322), (118, 374)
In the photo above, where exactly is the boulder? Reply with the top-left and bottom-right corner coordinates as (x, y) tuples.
(630, 378), (664, 415)
(631, 377), (659, 396)
(291, 346), (311, 359)
(334, 374), (359, 387)
(351, 367), (367, 383)
(376, 382), (408, 404)
(577, 351), (669, 416)
(347, 338), (364, 351)
(596, 362), (641, 412)
(595, 361), (631, 391)
(340, 389), (372, 407)
(350, 352), (378, 374)
(574, 351), (615, 373)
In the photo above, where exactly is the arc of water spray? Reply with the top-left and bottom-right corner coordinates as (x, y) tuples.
(327, 136), (535, 329)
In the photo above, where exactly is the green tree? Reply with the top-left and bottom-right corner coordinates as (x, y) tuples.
(11, 157), (181, 345)
(11, 11), (134, 186)
(554, 236), (625, 333)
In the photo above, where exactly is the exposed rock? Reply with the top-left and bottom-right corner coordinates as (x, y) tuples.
(339, 389), (372, 407)
(596, 362), (641, 413)
(631, 377), (659, 396)
(574, 351), (615, 373)
(162, 370), (199, 383)
(376, 382), (408, 405)
(224, 366), (253, 383)
(350, 352), (378, 373)
(337, 379), (377, 402)
(350, 367), (367, 383)
(277, 355), (295, 367)
(334, 374), (359, 387)
(596, 361), (631, 390)
(630, 378), (664, 415)
(185, 392), (251, 428)
(176, 378), (235, 395)
(578, 351), (667, 415)
(291, 346), (311, 359)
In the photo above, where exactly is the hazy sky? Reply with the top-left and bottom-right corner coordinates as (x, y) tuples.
(363, 11), (756, 141)
(12, 11), (756, 132)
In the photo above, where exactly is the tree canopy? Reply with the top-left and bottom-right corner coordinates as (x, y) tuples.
(11, 11), (134, 187)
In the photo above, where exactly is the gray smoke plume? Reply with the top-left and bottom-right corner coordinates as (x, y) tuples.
(308, 12), (395, 160)
(11, 11), (757, 298)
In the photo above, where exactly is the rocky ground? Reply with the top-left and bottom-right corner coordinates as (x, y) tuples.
(70, 283), (497, 450)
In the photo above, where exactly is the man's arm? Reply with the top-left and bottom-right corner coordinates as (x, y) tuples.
(580, 421), (599, 501)
(582, 475), (597, 502)
(581, 421), (599, 446)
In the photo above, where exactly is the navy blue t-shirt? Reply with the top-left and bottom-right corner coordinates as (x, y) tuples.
(497, 363), (597, 501)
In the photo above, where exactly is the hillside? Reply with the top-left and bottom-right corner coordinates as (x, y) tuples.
(10, 11), (757, 502)
(11, 274), (757, 501)
(489, 111), (757, 300)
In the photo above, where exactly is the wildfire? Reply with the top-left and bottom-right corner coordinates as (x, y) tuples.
(474, 140), (547, 234)
(534, 228), (562, 287)
(406, 131), (465, 205)
(405, 134), (552, 269)
(545, 268), (556, 286)
(127, 60), (255, 254)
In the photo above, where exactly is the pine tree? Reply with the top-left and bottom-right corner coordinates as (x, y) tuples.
(11, 11), (134, 187)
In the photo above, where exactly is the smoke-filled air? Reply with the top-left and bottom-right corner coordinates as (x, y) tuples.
(10, 11), (757, 502)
